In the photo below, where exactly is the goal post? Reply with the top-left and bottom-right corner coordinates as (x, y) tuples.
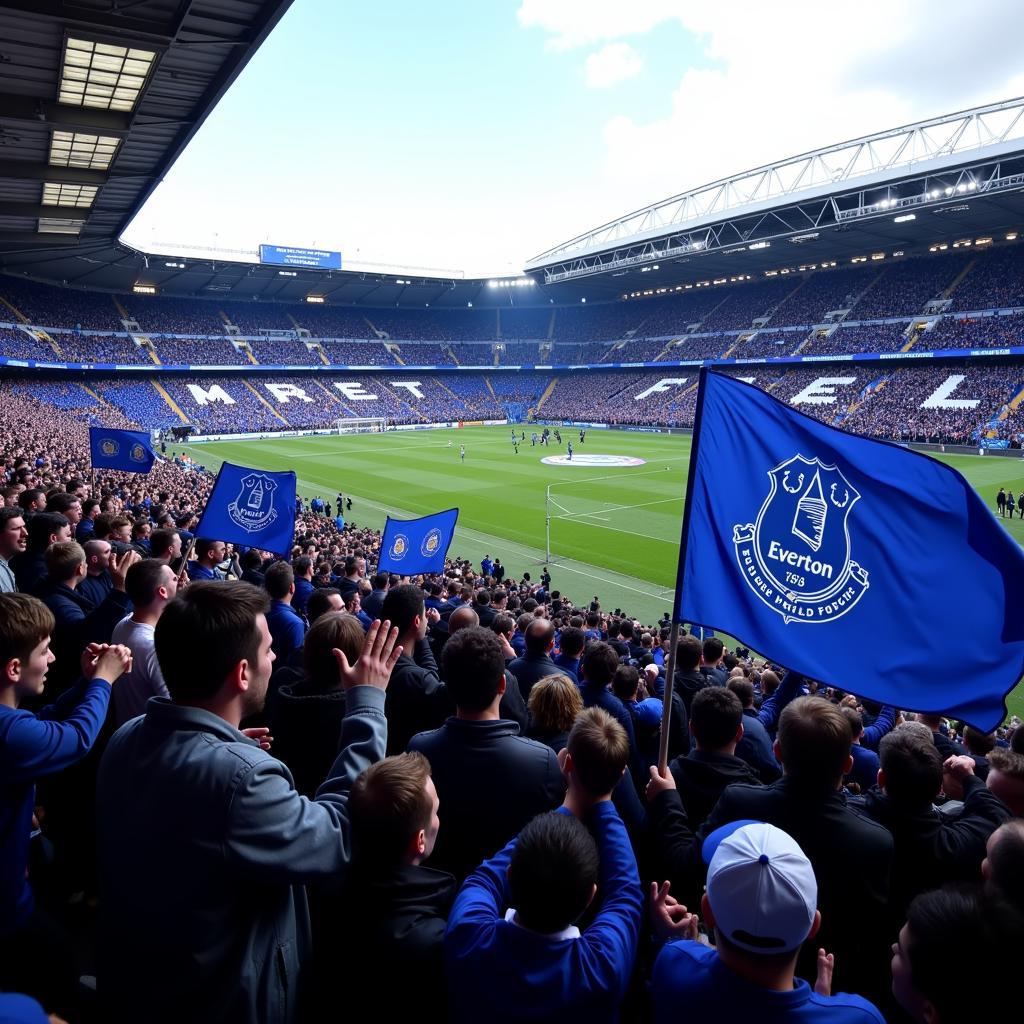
(335, 416), (388, 435)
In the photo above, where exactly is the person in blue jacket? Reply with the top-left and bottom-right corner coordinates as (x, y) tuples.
(445, 706), (643, 1024)
(651, 820), (884, 1024)
(0, 593), (131, 1016)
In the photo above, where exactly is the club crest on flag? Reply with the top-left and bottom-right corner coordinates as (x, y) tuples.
(101, 439), (118, 456)
(420, 528), (442, 558)
(227, 473), (279, 534)
(389, 533), (409, 561)
(130, 443), (147, 463)
(732, 454), (869, 624)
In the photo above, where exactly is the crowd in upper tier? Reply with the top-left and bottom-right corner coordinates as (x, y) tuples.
(1, 245), (1024, 369)
(1, 352), (1023, 1024)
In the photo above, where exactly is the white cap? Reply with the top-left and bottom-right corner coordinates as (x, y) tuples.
(704, 821), (817, 955)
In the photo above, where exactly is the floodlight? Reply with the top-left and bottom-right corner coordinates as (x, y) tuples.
(894, 214), (916, 223)
(49, 130), (120, 170)
(132, 283), (156, 294)
(60, 37), (156, 112)
(41, 182), (98, 208)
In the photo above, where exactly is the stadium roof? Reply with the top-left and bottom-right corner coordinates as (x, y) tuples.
(1, 12), (1023, 311)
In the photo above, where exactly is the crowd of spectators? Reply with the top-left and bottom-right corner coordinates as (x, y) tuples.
(2, 361), (1023, 1024)
(768, 264), (876, 327)
(151, 338), (251, 365)
(924, 314), (1024, 351)
(948, 244), (1024, 311)
(322, 340), (399, 365)
(802, 323), (910, 356)
(854, 254), (968, 320)
(698, 277), (797, 332)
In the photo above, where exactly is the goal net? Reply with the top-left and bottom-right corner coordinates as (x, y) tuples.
(336, 416), (388, 435)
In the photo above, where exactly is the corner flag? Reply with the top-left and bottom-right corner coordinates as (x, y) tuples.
(378, 508), (459, 575)
(89, 427), (156, 473)
(675, 370), (1024, 730)
(193, 462), (296, 557)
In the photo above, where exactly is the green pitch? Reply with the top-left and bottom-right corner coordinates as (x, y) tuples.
(183, 425), (1024, 722)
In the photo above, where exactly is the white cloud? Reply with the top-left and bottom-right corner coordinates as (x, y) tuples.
(516, 0), (679, 50)
(584, 42), (644, 88)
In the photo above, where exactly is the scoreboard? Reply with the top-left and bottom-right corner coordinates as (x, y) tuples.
(258, 244), (342, 270)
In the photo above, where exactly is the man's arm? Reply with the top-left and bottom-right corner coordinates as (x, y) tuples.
(860, 705), (896, 751)
(756, 671), (804, 731)
(936, 759), (1011, 874)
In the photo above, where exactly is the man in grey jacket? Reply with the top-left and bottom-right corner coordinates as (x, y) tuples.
(95, 581), (401, 1024)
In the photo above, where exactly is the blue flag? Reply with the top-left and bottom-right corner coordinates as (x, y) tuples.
(378, 508), (459, 575)
(89, 427), (155, 473)
(676, 370), (1024, 730)
(194, 462), (296, 557)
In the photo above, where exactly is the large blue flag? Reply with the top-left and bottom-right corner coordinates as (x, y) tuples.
(378, 508), (459, 575)
(676, 370), (1024, 729)
(194, 462), (296, 557)
(89, 427), (156, 473)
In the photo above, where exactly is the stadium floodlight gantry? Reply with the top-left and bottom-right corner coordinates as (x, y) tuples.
(526, 96), (1024, 284)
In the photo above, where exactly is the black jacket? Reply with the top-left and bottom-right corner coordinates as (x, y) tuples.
(385, 638), (450, 755)
(668, 749), (762, 829)
(650, 776), (893, 1000)
(409, 717), (565, 880)
(854, 775), (1010, 927)
(505, 651), (561, 701)
(673, 669), (707, 716)
(268, 681), (346, 798)
(313, 862), (456, 1020)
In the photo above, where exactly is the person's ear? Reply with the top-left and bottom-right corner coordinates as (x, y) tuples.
(735, 723), (745, 744)
(877, 768), (886, 790)
(773, 738), (783, 762)
(807, 909), (821, 940)
(700, 891), (716, 930)
(843, 753), (854, 776)
(3, 658), (21, 685)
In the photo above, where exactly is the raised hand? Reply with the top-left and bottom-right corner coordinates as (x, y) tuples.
(241, 727), (273, 751)
(646, 764), (677, 801)
(332, 618), (403, 691)
(814, 948), (835, 996)
(82, 643), (133, 683)
(649, 881), (700, 941)
(110, 548), (141, 591)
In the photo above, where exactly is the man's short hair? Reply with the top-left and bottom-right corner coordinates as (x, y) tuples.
(293, 556), (312, 578)
(558, 626), (586, 658)
(692, 687), (744, 750)
(492, 588), (507, 605)
(441, 625), (505, 712)
(618, 620), (634, 640)
(155, 581), (269, 703)
(964, 726), (996, 757)
(776, 696), (853, 784)
(840, 706), (864, 739)
(475, 588), (491, 607)
(611, 664), (639, 702)
(306, 587), (342, 625)
(581, 641), (619, 687)
(371, 571), (389, 590)
(149, 528), (179, 559)
(508, 812), (599, 933)
(878, 727), (943, 807)
(726, 677), (756, 709)
(382, 584), (425, 635)
(44, 540), (85, 582)
(676, 634), (702, 672)
(985, 820), (1024, 909)
(194, 538), (222, 562)
(567, 707), (629, 796)
(350, 751), (433, 867)
(27, 512), (69, 549)
(302, 611), (363, 692)
(491, 612), (515, 636)
(0, 593), (55, 668)
(703, 636), (724, 662)
(0, 506), (24, 531)
(46, 492), (78, 517)
(264, 560), (294, 600)
(17, 487), (45, 511)
(524, 618), (555, 655)
(124, 558), (170, 607)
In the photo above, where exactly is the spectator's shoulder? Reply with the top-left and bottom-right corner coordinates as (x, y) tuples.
(408, 726), (445, 752)
(808, 991), (886, 1023)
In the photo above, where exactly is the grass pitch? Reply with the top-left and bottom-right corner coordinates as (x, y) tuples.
(184, 425), (1024, 722)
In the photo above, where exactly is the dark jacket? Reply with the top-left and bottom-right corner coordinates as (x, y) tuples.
(78, 570), (113, 608)
(313, 862), (456, 1020)
(268, 682), (347, 799)
(736, 711), (781, 782)
(409, 718), (564, 880)
(854, 775), (1010, 926)
(39, 582), (131, 692)
(506, 651), (564, 700)
(673, 669), (707, 716)
(9, 551), (47, 594)
(361, 587), (388, 620)
(668, 749), (762, 829)
(650, 776), (893, 1000)
(385, 638), (450, 756)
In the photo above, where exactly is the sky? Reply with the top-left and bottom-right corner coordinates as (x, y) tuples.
(121, 0), (1024, 278)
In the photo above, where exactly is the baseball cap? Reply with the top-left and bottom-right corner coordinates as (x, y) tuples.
(703, 821), (817, 955)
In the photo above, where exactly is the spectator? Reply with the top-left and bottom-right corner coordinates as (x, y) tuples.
(507, 618), (564, 698)
(0, 507), (27, 593)
(409, 626), (564, 880)
(11, 513), (71, 594)
(445, 707), (642, 1023)
(264, 560), (306, 665)
(95, 583), (401, 1024)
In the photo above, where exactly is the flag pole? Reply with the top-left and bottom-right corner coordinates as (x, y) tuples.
(657, 368), (711, 775)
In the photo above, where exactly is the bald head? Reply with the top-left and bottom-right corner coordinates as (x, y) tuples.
(525, 617), (556, 656)
(449, 605), (480, 634)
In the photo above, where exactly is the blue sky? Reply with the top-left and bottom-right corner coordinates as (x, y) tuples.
(122, 0), (1024, 277)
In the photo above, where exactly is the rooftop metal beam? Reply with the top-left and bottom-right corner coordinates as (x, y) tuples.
(0, 160), (108, 186)
(0, 230), (83, 245)
(0, 94), (132, 137)
(0, 200), (88, 219)
(0, 0), (177, 43)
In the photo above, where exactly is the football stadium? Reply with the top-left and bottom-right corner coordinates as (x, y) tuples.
(2, 2), (1024, 1022)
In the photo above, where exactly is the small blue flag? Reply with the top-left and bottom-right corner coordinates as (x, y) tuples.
(89, 427), (156, 473)
(193, 462), (296, 557)
(378, 508), (459, 575)
(675, 370), (1024, 730)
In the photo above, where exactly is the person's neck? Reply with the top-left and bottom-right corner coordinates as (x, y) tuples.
(64, 575), (80, 590)
(457, 701), (501, 722)
(0, 686), (17, 709)
(700, 743), (738, 757)
(132, 603), (163, 627)
(716, 939), (797, 993)
(277, 593), (292, 605)
(177, 697), (240, 730)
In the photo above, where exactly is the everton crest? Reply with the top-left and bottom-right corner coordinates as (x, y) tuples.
(388, 533), (409, 561)
(733, 454), (869, 624)
(420, 528), (442, 558)
(130, 443), (147, 463)
(101, 439), (119, 457)
(227, 473), (279, 534)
